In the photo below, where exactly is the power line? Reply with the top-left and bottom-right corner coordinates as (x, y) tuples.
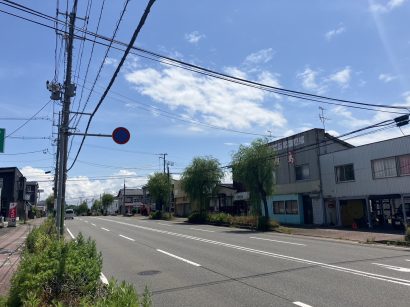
(5, 100), (52, 138)
(67, 0), (157, 172)
(1, 3), (410, 114)
(0, 149), (49, 156)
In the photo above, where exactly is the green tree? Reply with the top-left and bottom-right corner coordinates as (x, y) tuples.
(45, 194), (54, 213)
(77, 201), (88, 216)
(181, 157), (223, 214)
(231, 138), (276, 219)
(101, 193), (114, 214)
(91, 199), (102, 214)
(147, 173), (171, 211)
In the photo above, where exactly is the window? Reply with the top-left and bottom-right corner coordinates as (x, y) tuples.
(285, 200), (299, 215)
(335, 164), (355, 182)
(26, 185), (32, 192)
(295, 164), (310, 180)
(273, 200), (298, 215)
(398, 154), (410, 176)
(372, 157), (397, 179)
(273, 201), (285, 214)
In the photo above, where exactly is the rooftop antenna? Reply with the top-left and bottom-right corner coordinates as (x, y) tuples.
(319, 106), (329, 131)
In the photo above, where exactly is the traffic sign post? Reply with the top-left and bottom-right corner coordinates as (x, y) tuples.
(0, 128), (5, 153)
(112, 127), (130, 145)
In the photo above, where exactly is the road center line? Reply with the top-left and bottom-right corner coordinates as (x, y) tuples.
(119, 234), (135, 242)
(293, 301), (313, 307)
(96, 217), (410, 287)
(157, 249), (201, 267)
(66, 228), (75, 240)
(101, 227), (110, 232)
(91, 223), (96, 226)
(158, 223), (172, 226)
(250, 236), (306, 246)
(189, 228), (215, 233)
(84, 220), (89, 223)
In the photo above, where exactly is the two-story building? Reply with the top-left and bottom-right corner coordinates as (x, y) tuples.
(117, 188), (144, 215)
(0, 167), (26, 221)
(266, 128), (353, 225)
(320, 135), (410, 229)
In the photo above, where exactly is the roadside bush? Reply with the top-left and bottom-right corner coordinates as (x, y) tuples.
(161, 212), (173, 220)
(207, 213), (232, 225)
(256, 216), (270, 231)
(149, 210), (162, 220)
(7, 218), (151, 307)
(231, 215), (257, 228)
(187, 212), (207, 224)
(405, 227), (410, 242)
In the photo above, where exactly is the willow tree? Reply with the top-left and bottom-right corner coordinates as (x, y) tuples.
(147, 172), (172, 211)
(231, 138), (276, 219)
(181, 157), (223, 214)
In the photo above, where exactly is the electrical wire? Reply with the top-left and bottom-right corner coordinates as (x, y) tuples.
(1, 3), (409, 113)
(5, 100), (52, 138)
(67, 0), (157, 172)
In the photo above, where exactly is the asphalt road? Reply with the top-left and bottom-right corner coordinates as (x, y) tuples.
(65, 216), (410, 307)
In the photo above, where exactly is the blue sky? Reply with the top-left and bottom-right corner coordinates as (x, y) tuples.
(0, 0), (409, 203)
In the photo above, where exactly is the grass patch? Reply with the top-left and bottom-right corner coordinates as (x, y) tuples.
(5, 217), (151, 307)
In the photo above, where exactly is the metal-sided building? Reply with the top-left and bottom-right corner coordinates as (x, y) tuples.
(0, 167), (26, 220)
(267, 129), (352, 225)
(320, 135), (410, 229)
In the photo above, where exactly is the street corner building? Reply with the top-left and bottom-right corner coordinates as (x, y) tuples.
(263, 128), (410, 229)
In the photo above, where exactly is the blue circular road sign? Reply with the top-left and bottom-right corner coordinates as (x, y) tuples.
(112, 127), (130, 144)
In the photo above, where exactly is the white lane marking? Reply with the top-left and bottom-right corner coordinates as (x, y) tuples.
(96, 217), (410, 287)
(119, 234), (135, 242)
(189, 228), (215, 233)
(100, 272), (109, 285)
(250, 236), (306, 246)
(101, 227), (110, 232)
(158, 223), (172, 226)
(293, 302), (312, 307)
(91, 223), (96, 226)
(373, 263), (410, 273)
(66, 228), (75, 239)
(406, 260), (410, 262)
(84, 220), (89, 223)
(157, 249), (201, 267)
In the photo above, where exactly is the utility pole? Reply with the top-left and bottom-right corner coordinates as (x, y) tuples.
(53, 112), (60, 208)
(160, 153), (167, 174)
(56, 0), (78, 236)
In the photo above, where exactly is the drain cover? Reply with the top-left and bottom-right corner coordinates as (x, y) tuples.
(138, 270), (161, 276)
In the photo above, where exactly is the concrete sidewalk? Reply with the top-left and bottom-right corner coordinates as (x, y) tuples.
(0, 218), (44, 297)
(281, 225), (405, 243)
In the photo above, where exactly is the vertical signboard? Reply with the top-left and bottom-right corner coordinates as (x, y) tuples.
(8, 202), (17, 226)
(0, 128), (5, 153)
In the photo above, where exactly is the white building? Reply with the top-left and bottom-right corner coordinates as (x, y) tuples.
(320, 135), (410, 229)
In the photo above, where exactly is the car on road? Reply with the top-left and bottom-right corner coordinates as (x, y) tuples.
(65, 209), (75, 220)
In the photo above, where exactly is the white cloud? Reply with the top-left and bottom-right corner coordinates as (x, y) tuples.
(21, 166), (148, 205)
(325, 25), (346, 40)
(379, 73), (398, 83)
(124, 66), (286, 131)
(297, 67), (327, 94)
(244, 48), (275, 65)
(327, 67), (351, 88)
(185, 31), (205, 44)
(370, 0), (406, 13)
(104, 57), (118, 66)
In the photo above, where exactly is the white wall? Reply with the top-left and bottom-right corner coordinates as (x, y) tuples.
(320, 136), (410, 198)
